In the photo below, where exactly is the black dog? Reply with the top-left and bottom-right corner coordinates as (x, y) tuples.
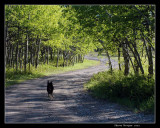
(47, 80), (54, 100)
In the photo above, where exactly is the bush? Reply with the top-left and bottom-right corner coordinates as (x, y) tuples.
(84, 69), (155, 113)
(139, 95), (154, 113)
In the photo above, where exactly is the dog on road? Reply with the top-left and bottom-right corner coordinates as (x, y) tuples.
(47, 80), (54, 100)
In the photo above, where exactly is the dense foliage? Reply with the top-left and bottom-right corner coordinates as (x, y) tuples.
(73, 5), (155, 76)
(5, 5), (96, 73)
(5, 5), (155, 76)
(84, 70), (155, 113)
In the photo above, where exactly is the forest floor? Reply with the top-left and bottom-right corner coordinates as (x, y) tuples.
(5, 53), (154, 123)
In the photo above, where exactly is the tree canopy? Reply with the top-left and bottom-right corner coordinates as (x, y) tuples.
(5, 5), (155, 76)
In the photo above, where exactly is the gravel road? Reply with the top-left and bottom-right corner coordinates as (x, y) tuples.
(5, 54), (155, 123)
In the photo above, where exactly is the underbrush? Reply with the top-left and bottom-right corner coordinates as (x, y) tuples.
(84, 70), (155, 113)
(5, 59), (100, 87)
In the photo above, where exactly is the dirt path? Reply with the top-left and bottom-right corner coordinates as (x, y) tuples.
(5, 54), (154, 123)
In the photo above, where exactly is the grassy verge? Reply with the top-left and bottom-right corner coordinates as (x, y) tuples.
(5, 59), (100, 88)
(84, 52), (155, 113)
(84, 69), (155, 114)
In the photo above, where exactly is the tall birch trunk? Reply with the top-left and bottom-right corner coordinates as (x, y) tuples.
(122, 42), (130, 76)
(118, 47), (121, 71)
(24, 34), (28, 72)
(47, 46), (49, 64)
(98, 39), (113, 73)
(56, 49), (59, 67)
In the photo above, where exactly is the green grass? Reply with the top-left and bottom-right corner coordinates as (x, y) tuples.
(5, 59), (100, 87)
(84, 69), (155, 114)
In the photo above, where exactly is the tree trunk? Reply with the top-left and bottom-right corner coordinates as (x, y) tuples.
(76, 55), (78, 63)
(53, 49), (55, 61)
(79, 55), (80, 63)
(38, 38), (41, 64)
(73, 56), (75, 64)
(44, 46), (47, 64)
(147, 23), (153, 76)
(19, 47), (21, 70)
(21, 44), (24, 70)
(133, 43), (139, 74)
(26, 35), (29, 65)
(32, 43), (35, 66)
(122, 42), (130, 76)
(66, 54), (68, 66)
(77, 54), (79, 63)
(82, 55), (84, 63)
(9, 44), (12, 67)
(125, 46), (136, 74)
(11, 44), (13, 67)
(6, 41), (9, 66)
(50, 47), (53, 60)
(16, 25), (20, 72)
(126, 39), (144, 74)
(47, 46), (49, 64)
(118, 47), (121, 71)
(16, 42), (19, 72)
(98, 39), (113, 73)
(28, 45), (31, 71)
(24, 34), (29, 73)
(140, 29), (155, 51)
(141, 42), (145, 57)
(41, 49), (44, 63)
(56, 49), (60, 67)
(148, 44), (153, 75)
(12, 45), (14, 69)
(5, 22), (8, 74)
(30, 43), (33, 65)
(63, 51), (66, 67)
(19, 47), (22, 72)
(35, 37), (40, 68)
(106, 50), (112, 73)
